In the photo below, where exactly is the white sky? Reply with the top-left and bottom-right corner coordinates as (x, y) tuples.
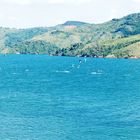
(0, 0), (140, 28)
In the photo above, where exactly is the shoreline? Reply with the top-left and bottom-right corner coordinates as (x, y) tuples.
(0, 53), (140, 59)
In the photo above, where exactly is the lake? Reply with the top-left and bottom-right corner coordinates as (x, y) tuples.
(0, 55), (140, 140)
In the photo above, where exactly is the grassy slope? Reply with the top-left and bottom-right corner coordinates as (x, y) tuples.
(119, 41), (140, 57)
(99, 34), (140, 57)
(32, 29), (82, 48)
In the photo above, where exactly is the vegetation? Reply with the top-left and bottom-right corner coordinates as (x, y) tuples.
(0, 13), (140, 58)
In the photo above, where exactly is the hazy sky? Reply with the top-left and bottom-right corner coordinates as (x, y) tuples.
(0, 0), (140, 28)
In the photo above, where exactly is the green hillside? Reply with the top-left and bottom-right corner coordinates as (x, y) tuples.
(0, 13), (140, 58)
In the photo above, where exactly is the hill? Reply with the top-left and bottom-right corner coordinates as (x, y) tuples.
(0, 13), (140, 58)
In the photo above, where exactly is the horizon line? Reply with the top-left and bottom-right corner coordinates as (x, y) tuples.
(0, 12), (139, 29)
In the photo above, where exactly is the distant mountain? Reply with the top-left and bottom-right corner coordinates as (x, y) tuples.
(0, 13), (140, 58)
(62, 21), (88, 26)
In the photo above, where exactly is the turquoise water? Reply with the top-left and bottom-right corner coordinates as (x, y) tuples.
(0, 55), (140, 140)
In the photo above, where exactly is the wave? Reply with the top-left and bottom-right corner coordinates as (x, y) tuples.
(25, 69), (29, 72)
(55, 70), (70, 73)
(91, 71), (102, 75)
(12, 72), (17, 75)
